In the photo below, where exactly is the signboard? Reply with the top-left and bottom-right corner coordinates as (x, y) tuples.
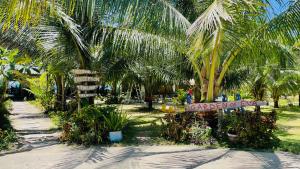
(74, 77), (100, 83)
(78, 93), (97, 98)
(76, 85), (98, 91)
(185, 100), (268, 112)
(72, 69), (99, 98)
(71, 69), (97, 75)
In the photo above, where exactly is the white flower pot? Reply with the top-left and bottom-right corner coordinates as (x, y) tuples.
(227, 133), (238, 142)
(109, 131), (123, 142)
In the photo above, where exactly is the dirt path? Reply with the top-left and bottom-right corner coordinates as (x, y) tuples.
(9, 102), (60, 150)
(0, 102), (299, 169)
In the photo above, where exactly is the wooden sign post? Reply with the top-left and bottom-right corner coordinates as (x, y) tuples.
(185, 100), (268, 112)
(71, 69), (100, 111)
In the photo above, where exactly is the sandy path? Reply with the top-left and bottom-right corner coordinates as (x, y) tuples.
(9, 102), (60, 150)
(1, 145), (300, 169)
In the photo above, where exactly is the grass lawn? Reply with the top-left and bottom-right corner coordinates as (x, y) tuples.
(275, 106), (300, 154)
(117, 104), (174, 145)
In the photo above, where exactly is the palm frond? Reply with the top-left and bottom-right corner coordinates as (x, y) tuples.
(187, 0), (232, 36)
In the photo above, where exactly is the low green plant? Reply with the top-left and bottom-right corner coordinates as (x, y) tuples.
(176, 89), (187, 105)
(0, 129), (17, 150)
(4, 99), (12, 111)
(104, 111), (128, 131)
(0, 103), (11, 129)
(189, 121), (213, 145)
(222, 110), (280, 149)
(26, 73), (54, 111)
(60, 105), (128, 145)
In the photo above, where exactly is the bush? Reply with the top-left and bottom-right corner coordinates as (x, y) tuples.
(26, 73), (55, 111)
(162, 112), (214, 145)
(162, 112), (194, 142)
(60, 105), (128, 145)
(189, 121), (214, 145)
(0, 129), (17, 150)
(0, 103), (11, 129)
(176, 89), (187, 105)
(221, 110), (280, 149)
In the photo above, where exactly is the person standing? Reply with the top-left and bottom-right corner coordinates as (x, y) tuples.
(186, 89), (193, 104)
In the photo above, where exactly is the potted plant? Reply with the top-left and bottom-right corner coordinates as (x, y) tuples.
(227, 127), (238, 142)
(104, 110), (128, 142)
(225, 114), (239, 142)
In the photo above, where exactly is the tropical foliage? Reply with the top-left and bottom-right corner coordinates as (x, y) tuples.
(60, 105), (128, 145)
(0, 0), (299, 151)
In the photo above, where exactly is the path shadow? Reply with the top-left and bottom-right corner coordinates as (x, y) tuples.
(250, 151), (300, 168)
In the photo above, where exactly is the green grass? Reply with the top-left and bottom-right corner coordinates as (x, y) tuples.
(115, 105), (175, 146)
(275, 106), (300, 154)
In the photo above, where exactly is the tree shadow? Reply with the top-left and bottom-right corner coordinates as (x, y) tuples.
(250, 151), (300, 168)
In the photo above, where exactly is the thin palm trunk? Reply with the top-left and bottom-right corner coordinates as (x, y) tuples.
(207, 29), (221, 102)
(54, 74), (66, 111)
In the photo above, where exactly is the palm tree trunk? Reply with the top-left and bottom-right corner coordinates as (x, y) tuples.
(274, 97), (279, 108)
(54, 74), (66, 111)
(194, 84), (201, 103)
(61, 75), (65, 110)
(207, 29), (221, 102)
(112, 81), (117, 96)
(145, 85), (153, 110)
(298, 93), (300, 107)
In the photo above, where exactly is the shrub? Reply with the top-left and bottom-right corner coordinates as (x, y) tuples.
(0, 129), (17, 150)
(162, 112), (194, 142)
(222, 110), (280, 149)
(176, 89), (187, 105)
(26, 73), (55, 111)
(60, 105), (128, 145)
(0, 103), (11, 129)
(189, 121), (214, 145)
(162, 112), (214, 145)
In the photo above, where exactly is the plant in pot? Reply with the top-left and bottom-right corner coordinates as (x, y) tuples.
(225, 114), (239, 142)
(227, 126), (238, 142)
(104, 110), (128, 142)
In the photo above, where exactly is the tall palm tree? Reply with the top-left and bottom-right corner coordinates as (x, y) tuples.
(0, 0), (190, 107)
(186, 0), (300, 103)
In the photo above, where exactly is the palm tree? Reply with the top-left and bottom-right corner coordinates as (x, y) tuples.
(0, 0), (190, 107)
(265, 67), (299, 108)
(128, 52), (183, 110)
(186, 0), (300, 103)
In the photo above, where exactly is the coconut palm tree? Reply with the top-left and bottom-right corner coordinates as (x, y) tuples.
(266, 67), (299, 108)
(0, 0), (190, 108)
(186, 0), (300, 102)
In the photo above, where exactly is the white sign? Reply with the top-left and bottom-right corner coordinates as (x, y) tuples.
(77, 85), (98, 91)
(71, 69), (97, 75)
(74, 76), (100, 83)
(79, 93), (97, 98)
(185, 100), (268, 112)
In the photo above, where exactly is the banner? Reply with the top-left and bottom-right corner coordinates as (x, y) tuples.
(185, 100), (268, 112)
